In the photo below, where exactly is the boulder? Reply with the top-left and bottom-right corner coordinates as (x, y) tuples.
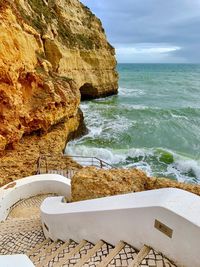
(71, 167), (200, 202)
(71, 167), (148, 202)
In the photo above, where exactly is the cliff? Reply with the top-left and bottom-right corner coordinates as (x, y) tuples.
(0, 0), (118, 184)
(72, 167), (200, 201)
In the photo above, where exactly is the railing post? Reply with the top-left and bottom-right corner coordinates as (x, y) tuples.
(36, 156), (40, 174)
(45, 156), (48, 173)
(100, 160), (103, 169)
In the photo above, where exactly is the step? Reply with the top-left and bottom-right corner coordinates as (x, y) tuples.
(27, 239), (51, 257)
(74, 240), (105, 267)
(81, 241), (114, 267)
(138, 248), (177, 267)
(29, 239), (54, 260)
(128, 245), (151, 267)
(56, 240), (87, 267)
(39, 240), (70, 267)
(55, 240), (89, 267)
(35, 239), (78, 267)
(97, 241), (126, 267)
(108, 243), (138, 267)
(31, 240), (64, 265)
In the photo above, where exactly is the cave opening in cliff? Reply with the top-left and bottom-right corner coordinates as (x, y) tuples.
(79, 83), (98, 100)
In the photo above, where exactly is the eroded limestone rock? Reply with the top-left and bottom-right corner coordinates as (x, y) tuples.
(0, 0), (118, 184)
(71, 167), (200, 201)
(71, 167), (148, 202)
(0, 111), (84, 186)
(0, 0), (117, 151)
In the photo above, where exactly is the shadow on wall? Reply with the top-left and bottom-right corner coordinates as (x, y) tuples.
(79, 83), (98, 100)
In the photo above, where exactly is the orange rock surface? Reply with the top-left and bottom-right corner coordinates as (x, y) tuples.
(0, 0), (117, 151)
(71, 167), (200, 201)
(0, 0), (118, 184)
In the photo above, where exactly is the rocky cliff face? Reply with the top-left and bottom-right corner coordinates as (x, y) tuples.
(0, 0), (118, 151)
(0, 0), (118, 184)
(72, 167), (200, 201)
(71, 167), (148, 202)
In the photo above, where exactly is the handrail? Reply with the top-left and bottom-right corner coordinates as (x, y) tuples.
(63, 155), (114, 169)
(37, 153), (115, 177)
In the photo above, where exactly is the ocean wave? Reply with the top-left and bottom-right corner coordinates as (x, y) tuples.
(170, 113), (189, 120)
(65, 145), (156, 177)
(119, 87), (145, 97)
(79, 109), (134, 140)
(65, 144), (200, 183)
(81, 101), (200, 119)
(119, 103), (158, 111)
(167, 158), (200, 183)
(66, 145), (126, 164)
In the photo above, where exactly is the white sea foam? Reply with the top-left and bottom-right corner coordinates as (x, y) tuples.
(66, 144), (155, 177)
(170, 113), (189, 120)
(103, 116), (132, 132)
(124, 161), (153, 176)
(66, 144), (155, 163)
(80, 103), (90, 111)
(119, 103), (151, 110)
(66, 145), (126, 164)
(80, 108), (133, 141)
(170, 159), (200, 182)
(119, 87), (145, 97)
(66, 143), (200, 183)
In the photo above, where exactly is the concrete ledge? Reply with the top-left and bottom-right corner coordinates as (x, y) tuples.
(0, 254), (35, 267)
(41, 188), (200, 267)
(0, 174), (71, 222)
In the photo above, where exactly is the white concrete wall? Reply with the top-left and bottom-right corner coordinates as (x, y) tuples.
(41, 188), (200, 267)
(0, 255), (35, 267)
(0, 174), (71, 222)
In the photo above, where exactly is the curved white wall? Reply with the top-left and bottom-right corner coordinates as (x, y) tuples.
(0, 174), (71, 222)
(41, 188), (200, 267)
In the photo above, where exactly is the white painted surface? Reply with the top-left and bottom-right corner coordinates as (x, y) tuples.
(0, 254), (35, 267)
(41, 188), (200, 267)
(0, 174), (71, 222)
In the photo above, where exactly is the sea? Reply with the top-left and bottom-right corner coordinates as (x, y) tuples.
(66, 64), (200, 184)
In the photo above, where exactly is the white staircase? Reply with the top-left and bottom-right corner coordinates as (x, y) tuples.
(0, 195), (177, 267)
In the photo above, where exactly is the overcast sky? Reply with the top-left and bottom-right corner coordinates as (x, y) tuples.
(81, 0), (200, 63)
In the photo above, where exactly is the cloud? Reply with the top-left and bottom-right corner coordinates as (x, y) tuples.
(116, 45), (180, 55)
(116, 45), (182, 63)
(81, 0), (200, 63)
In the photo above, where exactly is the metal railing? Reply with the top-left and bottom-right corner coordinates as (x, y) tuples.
(65, 155), (114, 169)
(37, 154), (114, 179)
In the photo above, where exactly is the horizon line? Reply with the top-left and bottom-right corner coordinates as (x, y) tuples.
(117, 62), (200, 64)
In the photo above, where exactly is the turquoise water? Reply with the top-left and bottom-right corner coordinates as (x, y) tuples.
(66, 64), (200, 183)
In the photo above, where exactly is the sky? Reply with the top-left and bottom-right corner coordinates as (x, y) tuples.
(81, 0), (200, 63)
